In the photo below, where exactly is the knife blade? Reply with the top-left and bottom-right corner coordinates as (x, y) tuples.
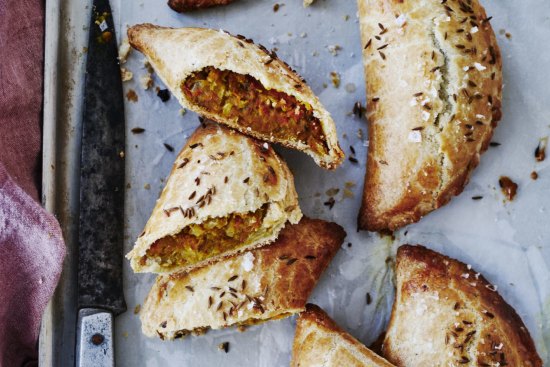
(76, 0), (126, 365)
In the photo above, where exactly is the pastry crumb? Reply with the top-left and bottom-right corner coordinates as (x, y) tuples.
(330, 72), (340, 88)
(327, 44), (342, 56)
(140, 74), (153, 90)
(499, 176), (518, 201)
(118, 38), (131, 63)
(121, 67), (133, 82)
(126, 89), (138, 102)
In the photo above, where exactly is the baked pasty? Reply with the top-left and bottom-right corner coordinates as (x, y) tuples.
(128, 24), (344, 169)
(127, 124), (302, 274)
(357, 0), (502, 231)
(383, 245), (542, 367)
(168, 0), (235, 13)
(140, 218), (346, 339)
(292, 304), (396, 367)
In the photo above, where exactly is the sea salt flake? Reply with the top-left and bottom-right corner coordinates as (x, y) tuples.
(241, 252), (255, 272)
(471, 26), (479, 34)
(422, 111), (431, 121)
(408, 131), (422, 143)
(474, 62), (487, 71)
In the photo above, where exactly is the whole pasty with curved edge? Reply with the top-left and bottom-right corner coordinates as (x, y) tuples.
(383, 245), (542, 367)
(127, 123), (302, 274)
(357, 0), (502, 231)
(128, 24), (344, 170)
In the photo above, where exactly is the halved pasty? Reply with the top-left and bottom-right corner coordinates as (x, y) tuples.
(127, 123), (302, 273)
(128, 24), (344, 169)
(140, 217), (346, 339)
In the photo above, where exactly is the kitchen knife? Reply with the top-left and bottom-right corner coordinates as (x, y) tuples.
(76, 0), (126, 366)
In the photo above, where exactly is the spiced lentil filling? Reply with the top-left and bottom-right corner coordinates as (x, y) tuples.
(181, 67), (329, 155)
(143, 205), (268, 269)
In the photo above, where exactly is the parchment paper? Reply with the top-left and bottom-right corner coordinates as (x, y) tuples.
(112, 1), (550, 365)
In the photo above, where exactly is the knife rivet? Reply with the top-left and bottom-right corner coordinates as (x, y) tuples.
(91, 333), (105, 345)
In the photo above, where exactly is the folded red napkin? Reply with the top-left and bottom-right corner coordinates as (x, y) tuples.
(0, 1), (66, 366)
(0, 166), (65, 367)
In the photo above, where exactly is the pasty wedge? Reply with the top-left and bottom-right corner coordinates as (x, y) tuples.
(140, 217), (346, 339)
(383, 245), (542, 367)
(128, 24), (344, 169)
(127, 124), (302, 274)
(292, 304), (396, 367)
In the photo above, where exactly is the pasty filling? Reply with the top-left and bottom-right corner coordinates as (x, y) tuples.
(143, 205), (268, 270)
(182, 67), (329, 155)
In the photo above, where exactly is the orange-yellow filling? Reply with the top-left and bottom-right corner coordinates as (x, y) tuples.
(182, 67), (329, 155)
(143, 206), (267, 270)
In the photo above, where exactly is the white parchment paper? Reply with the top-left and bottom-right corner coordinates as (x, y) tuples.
(112, 1), (550, 365)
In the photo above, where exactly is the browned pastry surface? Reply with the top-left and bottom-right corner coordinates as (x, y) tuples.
(382, 245), (542, 367)
(357, 0), (502, 231)
(292, 304), (396, 366)
(140, 217), (346, 339)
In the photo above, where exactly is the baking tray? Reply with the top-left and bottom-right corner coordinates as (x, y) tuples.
(41, 0), (550, 365)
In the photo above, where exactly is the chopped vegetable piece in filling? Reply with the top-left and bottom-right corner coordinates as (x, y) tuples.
(143, 205), (268, 269)
(181, 67), (329, 155)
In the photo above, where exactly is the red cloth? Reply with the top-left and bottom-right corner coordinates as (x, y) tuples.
(0, 0), (44, 201)
(0, 1), (66, 366)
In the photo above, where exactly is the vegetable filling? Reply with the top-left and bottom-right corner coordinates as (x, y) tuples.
(143, 205), (268, 269)
(182, 67), (329, 155)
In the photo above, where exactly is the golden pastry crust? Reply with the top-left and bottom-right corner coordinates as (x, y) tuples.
(140, 218), (346, 339)
(128, 24), (344, 169)
(357, 0), (502, 231)
(126, 124), (302, 273)
(292, 304), (396, 367)
(382, 245), (542, 367)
